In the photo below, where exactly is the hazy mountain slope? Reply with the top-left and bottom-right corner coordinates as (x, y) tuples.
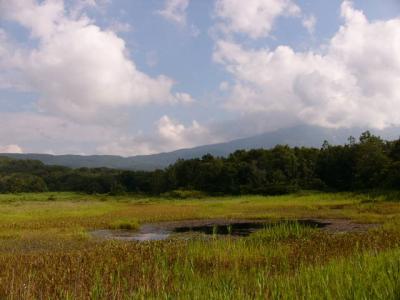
(1, 125), (399, 170)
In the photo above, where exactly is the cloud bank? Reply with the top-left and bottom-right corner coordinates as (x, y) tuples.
(0, 0), (198, 155)
(0, 144), (23, 154)
(1, 0), (400, 156)
(97, 115), (219, 156)
(214, 1), (400, 129)
(0, 0), (192, 122)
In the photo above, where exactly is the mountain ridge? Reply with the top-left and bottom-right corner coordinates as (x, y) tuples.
(1, 125), (399, 171)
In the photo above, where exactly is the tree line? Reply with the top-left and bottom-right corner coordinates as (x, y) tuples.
(1, 131), (400, 195)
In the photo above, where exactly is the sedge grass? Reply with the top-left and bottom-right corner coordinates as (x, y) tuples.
(0, 192), (399, 299)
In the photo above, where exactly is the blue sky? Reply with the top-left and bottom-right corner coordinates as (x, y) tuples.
(0, 0), (399, 155)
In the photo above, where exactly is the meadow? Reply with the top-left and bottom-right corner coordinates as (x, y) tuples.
(0, 191), (400, 299)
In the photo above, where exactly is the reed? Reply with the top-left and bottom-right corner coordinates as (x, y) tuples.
(0, 191), (399, 299)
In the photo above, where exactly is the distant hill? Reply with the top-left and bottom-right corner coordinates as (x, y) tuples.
(1, 125), (399, 170)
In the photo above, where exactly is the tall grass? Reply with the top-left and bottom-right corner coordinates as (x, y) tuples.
(270, 249), (400, 300)
(0, 192), (400, 298)
(251, 220), (317, 242)
(0, 227), (399, 299)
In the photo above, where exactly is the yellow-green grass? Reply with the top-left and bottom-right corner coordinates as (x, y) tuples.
(0, 192), (400, 299)
(0, 191), (397, 229)
(108, 219), (139, 230)
(0, 191), (398, 243)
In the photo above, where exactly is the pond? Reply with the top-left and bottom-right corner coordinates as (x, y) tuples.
(173, 220), (325, 236)
(91, 230), (169, 241)
(91, 219), (326, 242)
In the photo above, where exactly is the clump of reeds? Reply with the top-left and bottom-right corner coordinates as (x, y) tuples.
(108, 219), (139, 230)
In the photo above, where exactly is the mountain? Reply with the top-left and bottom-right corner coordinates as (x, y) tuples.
(1, 125), (399, 170)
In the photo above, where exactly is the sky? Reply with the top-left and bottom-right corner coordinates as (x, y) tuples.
(0, 0), (399, 156)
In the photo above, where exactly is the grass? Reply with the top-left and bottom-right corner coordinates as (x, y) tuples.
(0, 191), (399, 299)
(271, 248), (400, 300)
(251, 220), (318, 242)
(108, 219), (139, 230)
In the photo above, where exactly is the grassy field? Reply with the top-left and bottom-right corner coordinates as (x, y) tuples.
(0, 191), (400, 299)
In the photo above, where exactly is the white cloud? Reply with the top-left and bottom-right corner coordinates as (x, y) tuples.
(156, 115), (208, 149)
(174, 92), (195, 104)
(0, 112), (119, 149)
(0, 111), (216, 156)
(156, 0), (190, 26)
(0, 111), (168, 155)
(0, 0), (199, 156)
(214, 0), (301, 39)
(214, 1), (400, 129)
(302, 14), (316, 34)
(97, 115), (219, 156)
(0, 144), (23, 153)
(0, 30), (13, 88)
(69, 0), (111, 17)
(0, 34), (9, 72)
(0, 0), (64, 39)
(0, 0), (191, 122)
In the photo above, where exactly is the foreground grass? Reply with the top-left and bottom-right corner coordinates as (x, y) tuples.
(0, 192), (399, 299)
(271, 249), (400, 300)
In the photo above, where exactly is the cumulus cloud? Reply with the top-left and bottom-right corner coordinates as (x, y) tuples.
(0, 0), (198, 156)
(156, 115), (210, 148)
(214, 1), (400, 129)
(214, 0), (301, 39)
(156, 0), (190, 26)
(0, 0), (191, 122)
(0, 111), (215, 156)
(0, 144), (23, 153)
(2, 0), (399, 157)
(97, 115), (219, 156)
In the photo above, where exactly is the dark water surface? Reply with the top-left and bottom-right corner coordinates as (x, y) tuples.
(173, 220), (324, 237)
(91, 219), (326, 242)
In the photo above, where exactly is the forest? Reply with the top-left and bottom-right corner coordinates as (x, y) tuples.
(1, 131), (399, 195)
